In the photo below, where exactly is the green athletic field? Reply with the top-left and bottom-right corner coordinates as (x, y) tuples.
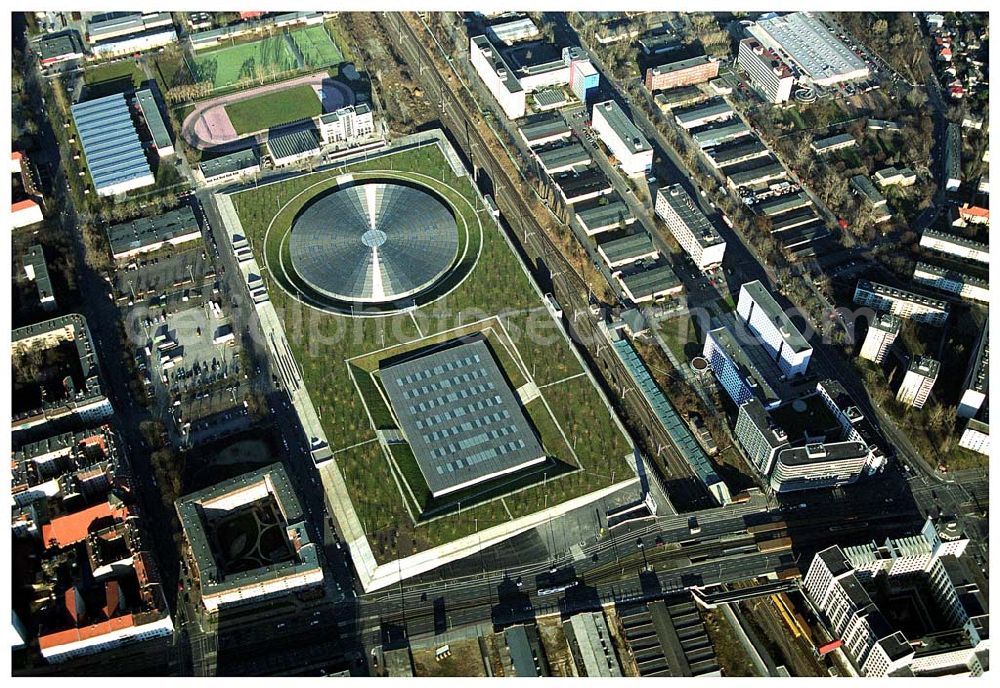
(290, 25), (343, 67)
(225, 84), (322, 135)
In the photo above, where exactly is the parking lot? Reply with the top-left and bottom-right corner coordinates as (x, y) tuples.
(114, 245), (219, 305)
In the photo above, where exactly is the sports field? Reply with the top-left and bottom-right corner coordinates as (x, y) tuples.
(193, 27), (344, 90)
(224, 84), (322, 135)
(231, 143), (634, 563)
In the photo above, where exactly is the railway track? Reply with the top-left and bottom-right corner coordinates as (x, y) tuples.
(380, 13), (713, 509)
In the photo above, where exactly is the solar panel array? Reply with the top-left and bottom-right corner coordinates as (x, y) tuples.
(71, 93), (153, 195)
(289, 183), (460, 304)
(381, 340), (546, 497)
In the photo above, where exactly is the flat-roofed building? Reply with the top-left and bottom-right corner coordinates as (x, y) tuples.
(737, 280), (812, 377)
(12, 198), (44, 229)
(896, 355), (939, 409)
(725, 158), (786, 190)
(957, 322), (988, 419)
(644, 54), (719, 91)
(912, 261), (989, 304)
(874, 166), (917, 187)
(71, 93), (155, 197)
(591, 100), (653, 176)
(267, 127), (320, 167)
(534, 141), (591, 174)
(564, 612), (622, 677)
(36, 30), (85, 67)
(859, 313), (900, 364)
(705, 138), (769, 168)
(811, 132), (857, 155)
(853, 280), (950, 326)
(691, 121), (751, 148)
(569, 57), (600, 103)
(89, 26), (178, 58)
(575, 199), (634, 235)
(597, 231), (658, 269)
(920, 228), (988, 264)
(380, 339), (546, 497)
(470, 35), (526, 120)
(134, 88), (173, 158)
(617, 262), (682, 303)
(107, 205), (201, 260)
(199, 147), (261, 184)
(654, 85), (705, 112)
(945, 123), (962, 191)
(851, 175), (892, 223)
(486, 17), (539, 45)
(674, 100), (733, 129)
(958, 417), (989, 455)
(317, 103), (375, 145)
(553, 167), (613, 204)
(747, 12), (869, 86)
(737, 37), (794, 103)
(756, 191), (811, 216)
(734, 398), (789, 476)
(655, 184), (726, 270)
(22, 244), (57, 312)
(519, 115), (571, 147)
(770, 440), (871, 493)
(532, 87), (567, 111)
(87, 11), (172, 42)
(703, 325), (782, 408)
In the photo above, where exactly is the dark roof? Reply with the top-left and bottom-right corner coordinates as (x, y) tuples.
(107, 205), (200, 256)
(619, 263), (681, 298)
(380, 339), (546, 497)
(597, 232), (656, 264)
(200, 147), (261, 179)
(554, 168), (612, 200)
(135, 89), (172, 152)
(576, 200), (633, 230)
(37, 31), (84, 60)
(519, 115), (571, 144)
(816, 545), (852, 577)
(267, 127), (320, 161)
(649, 54), (712, 76)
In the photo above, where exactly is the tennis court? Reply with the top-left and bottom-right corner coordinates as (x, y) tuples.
(290, 25), (344, 67)
(193, 35), (298, 89)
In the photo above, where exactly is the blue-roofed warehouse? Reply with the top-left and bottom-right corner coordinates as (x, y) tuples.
(71, 93), (155, 197)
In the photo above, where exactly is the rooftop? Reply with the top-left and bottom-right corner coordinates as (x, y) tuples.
(756, 192), (811, 216)
(519, 114), (571, 144)
(855, 280), (950, 313)
(706, 138), (768, 165)
(199, 147), (261, 179)
(869, 312), (902, 335)
(472, 35), (523, 95)
(106, 205), (200, 257)
(576, 199), (633, 230)
(706, 325), (782, 407)
(23, 243), (55, 306)
(594, 100), (652, 153)
(816, 545), (853, 577)
(740, 280), (811, 353)
(619, 262), (682, 298)
(726, 159), (786, 187)
(922, 227), (988, 253)
(597, 231), (657, 264)
(648, 54), (713, 77)
(70, 93), (153, 194)
(134, 89), (172, 152)
(674, 100), (733, 125)
(777, 439), (869, 466)
(267, 127), (320, 161)
(37, 30), (84, 61)
(534, 141), (590, 170)
(812, 132), (856, 151)
(554, 167), (612, 199)
(749, 12), (868, 83)
(691, 121), (751, 146)
(908, 355), (941, 380)
(851, 174), (887, 207)
(658, 184), (725, 248)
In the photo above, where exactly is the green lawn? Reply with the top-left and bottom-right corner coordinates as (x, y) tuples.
(290, 25), (343, 66)
(231, 144), (633, 562)
(225, 84), (322, 135)
(193, 35), (298, 88)
(83, 60), (146, 98)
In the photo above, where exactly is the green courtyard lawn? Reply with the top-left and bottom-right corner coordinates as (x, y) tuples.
(83, 59), (146, 98)
(231, 143), (633, 562)
(225, 84), (322, 135)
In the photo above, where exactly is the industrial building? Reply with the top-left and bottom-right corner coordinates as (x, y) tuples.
(106, 205), (202, 260)
(470, 35), (526, 119)
(724, 158), (786, 190)
(502, 625), (548, 676)
(267, 127), (320, 167)
(564, 612), (623, 677)
(176, 464), (325, 611)
(317, 103), (375, 146)
(858, 313), (900, 364)
(673, 100), (733, 130)
(591, 100), (653, 176)
(36, 30), (85, 67)
(533, 141), (591, 174)
(617, 262), (683, 303)
(945, 123), (962, 191)
(644, 55), (720, 91)
(746, 12), (869, 86)
(519, 115), (572, 147)
(654, 184), (726, 270)
(134, 88), (173, 158)
(912, 261), (989, 304)
(756, 191), (811, 216)
(597, 232), (659, 270)
(896, 355), (940, 409)
(957, 324), (988, 419)
(736, 280), (812, 378)
(691, 121), (751, 148)
(380, 340), (546, 497)
(704, 138), (768, 169)
(811, 132), (857, 155)
(199, 147), (261, 185)
(553, 167), (613, 204)
(70, 93), (155, 197)
(575, 199), (635, 235)
(737, 37), (794, 103)
(853, 280), (950, 327)
(919, 228), (989, 264)
(22, 244), (57, 312)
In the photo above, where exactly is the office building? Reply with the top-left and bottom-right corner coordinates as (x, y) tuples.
(470, 35), (526, 119)
(591, 100), (653, 176)
(702, 325), (782, 408)
(734, 398), (788, 476)
(644, 55), (719, 91)
(770, 440), (871, 493)
(746, 12), (869, 87)
(317, 103), (375, 145)
(737, 38), (794, 103)
(853, 280), (950, 326)
(176, 464), (324, 611)
(957, 324), (988, 419)
(958, 416), (989, 455)
(945, 123), (962, 191)
(811, 132), (857, 155)
(106, 205), (202, 260)
(71, 93), (155, 197)
(654, 184), (726, 270)
(737, 280), (812, 377)
(896, 355), (939, 409)
(569, 57), (600, 103)
(858, 313), (900, 364)
(912, 261), (989, 304)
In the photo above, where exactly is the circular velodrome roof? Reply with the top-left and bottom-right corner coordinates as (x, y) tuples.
(289, 182), (460, 304)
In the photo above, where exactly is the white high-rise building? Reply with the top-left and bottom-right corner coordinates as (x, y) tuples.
(470, 35), (526, 120)
(737, 38), (795, 103)
(654, 185), (726, 270)
(317, 104), (375, 145)
(737, 280), (812, 377)
(859, 313), (900, 364)
(591, 100), (653, 177)
(896, 355), (939, 409)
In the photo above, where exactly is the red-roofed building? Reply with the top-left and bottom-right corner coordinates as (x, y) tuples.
(41, 502), (128, 549)
(957, 204), (990, 225)
(12, 198), (44, 229)
(239, 11), (264, 19)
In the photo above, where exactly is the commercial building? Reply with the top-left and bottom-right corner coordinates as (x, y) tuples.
(873, 166), (917, 187)
(575, 199), (634, 236)
(504, 42), (571, 93)
(134, 89), (173, 158)
(747, 12), (869, 86)
(853, 280), (950, 327)
(519, 115), (572, 148)
(267, 127), (320, 167)
(12, 314), (113, 433)
(71, 93), (155, 197)
(470, 35), (526, 120)
(737, 280), (812, 378)
(617, 263), (683, 303)
(564, 612), (623, 677)
(553, 168), (613, 204)
(850, 175), (891, 223)
(533, 141), (591, 174)
(896, 355), (939, 409)
(724, 158), (786, 190)
(691, 121), (751, 149)
(317, 103), (375, 145)
(858, 313), (900, 364)
(106, 205), (202, 260)
(912, 261), (989, 304)
(737, 38), (794, 103)
(945, 123), (962, 191)
(199, 147), (261, 185)
(705, 138), (768, 169)
(591, 100), (653, 177)
(958, 416), (989, 455)
(733, 398), (789, 476)
(674, 100), (733, 129)
(176, 464), (324, 611)
(644, 55), (720, 91)
(770, 440), (871, 493)
(957, 324), (988, 419)
(486, 17), (539, 45)
(655, 184), (726, 270)
(811, 132), (857, 155)
(23, 244), (57, 312)
(569, 58), (600, 103)
(919, 228), (988, 264)
(36, 30), (85, 67)
(703, 324), (783, 409)
(597, 232), (658, 270)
